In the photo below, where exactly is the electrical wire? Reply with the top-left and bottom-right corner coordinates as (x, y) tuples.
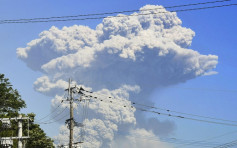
(79, 90), (237, 127)
(135, 107), (237, 127)
(36, 107), (68, 124)
(77, 90), (237, 123)
(37, 112), (70, 125)
(80, 99), (89, 142)
(82, 88), (237, 123)
(213, 139), (237, 148)
(80, 93), (237, 146)
(132, 102), (237, 123)
(0, 3), (236, 24)
(80, 89), (237, 125)
(175, 130), (237, 148)
(34, 104), (62, 122)
(0, 0), (230, 23)
(116, 131), (221, 147)
(35, 93), (68, 122)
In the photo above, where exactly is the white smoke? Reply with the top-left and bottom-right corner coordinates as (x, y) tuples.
(17, 4), (218, 147)
(53, 85), (139, 148)
(112, 128), (173, 148)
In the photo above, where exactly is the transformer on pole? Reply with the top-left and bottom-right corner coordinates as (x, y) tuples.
(62, 79), (89, 148)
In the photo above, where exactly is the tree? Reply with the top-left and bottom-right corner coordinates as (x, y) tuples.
(0, 74), (26, 116)
(0, 74), (54, 148)
(24, 113), (54, 148)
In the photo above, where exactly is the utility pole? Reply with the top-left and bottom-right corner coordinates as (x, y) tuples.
(18, 115), (23, 148)
(0, 115), (29, 148)
(62, 79), (86, 148)
(68, 78), (74, 148)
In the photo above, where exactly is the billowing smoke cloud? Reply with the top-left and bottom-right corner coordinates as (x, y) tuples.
(53, 85), (139, 148)
(17, 4), (218, 147)
(111, 128), (173, 148)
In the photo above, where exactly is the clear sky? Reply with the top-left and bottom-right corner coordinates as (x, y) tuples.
(0, 0), (237, 147)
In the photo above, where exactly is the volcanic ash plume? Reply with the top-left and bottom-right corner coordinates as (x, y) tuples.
(17, 5), (218, 147)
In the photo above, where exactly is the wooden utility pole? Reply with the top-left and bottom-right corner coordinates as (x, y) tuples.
(63, 79), (86, 148)
(68, 78), (74, 148)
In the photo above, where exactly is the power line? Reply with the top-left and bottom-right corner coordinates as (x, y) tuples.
(79, 89), (237, 127)
(0, 0), (230, 23)
(36, 107), (68, 124)
(132, 102), (237, 123)
(0, 3), (236, 24)
(171, 3), (236, 13)
(34, 104), (62, 122)
(213, 139), (237, 148)
(35, 93), (68, 122)
(38, 112), (70, 125)
(80, 89), (237, 125)
(175, 130), (237, 148)
(135, 107), (237, 127)
(116, 131), (221, 147)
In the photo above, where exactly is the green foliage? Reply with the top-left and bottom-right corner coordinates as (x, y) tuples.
(24, 113), (54, 148)
(0, 74), (26, 116)
(0, 74), (54, 148)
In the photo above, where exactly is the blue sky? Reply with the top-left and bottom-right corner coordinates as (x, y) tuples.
(0, 0), (237, 147)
